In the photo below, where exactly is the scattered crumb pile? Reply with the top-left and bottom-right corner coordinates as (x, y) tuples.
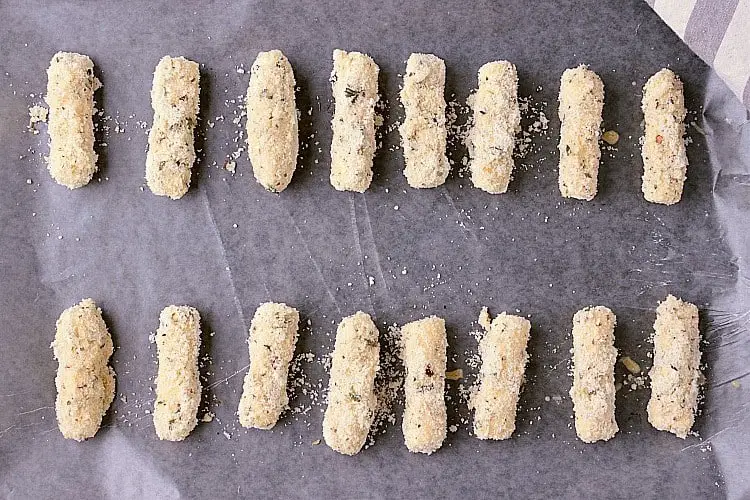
(27, 104), (47, 134)
(618, 355), (647, 391)
(447, 91), (551, 179)
(367, 324), (405, 447)
(287, 351), (326, 421)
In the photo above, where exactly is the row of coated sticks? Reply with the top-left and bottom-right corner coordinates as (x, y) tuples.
(42, 50), (689, 204)
(52, 294), (701, 454)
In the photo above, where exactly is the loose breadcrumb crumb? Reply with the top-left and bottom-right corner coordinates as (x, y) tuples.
(602, 130), (619, 145)
(620, 356), (641, 374)
(28, 104), (47, 134)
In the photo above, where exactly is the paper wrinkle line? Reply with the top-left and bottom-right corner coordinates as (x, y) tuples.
(681, 400), (750, 452)
(701, 92), (750, 499)
(206, 362), (250, 390)
(680, 425), (734, 452)
(200, 188), (247, 333)
(713, 370), (750, 388)
(348, 194), (376, 315)
(96, 433), (182, 499)
(441, 186), (480, 243)
(705, 305), (750, 336)
(16, 406), (53, 416)
(284, 204), (342, 315)
(361, 196), (388, 299)
(38, 265), (80, 286)
(0, 421), (46, 437)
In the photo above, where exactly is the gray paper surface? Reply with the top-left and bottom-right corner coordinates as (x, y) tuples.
(1, 1), (749, 498)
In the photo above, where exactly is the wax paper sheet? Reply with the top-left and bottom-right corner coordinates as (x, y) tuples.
(1, 1), (749, 498)
(648, 0), (750, 110)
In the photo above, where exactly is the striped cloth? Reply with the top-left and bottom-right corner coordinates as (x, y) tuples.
(647, 0), (750, 109)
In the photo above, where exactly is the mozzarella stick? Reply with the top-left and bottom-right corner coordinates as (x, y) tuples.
(557, 65), (604, 201)
(400, 53), (450, 189)
(467, 61), (521, 194)
(569, 306), (618, 443)
(145, 56), (200, 200)
(473, 308), (530, 440)
(52, 299), (115, 441)
(330, 50), (379, 193)
(246, 50), (299, 192)
(401, 316), (447, 454)
(641, 69), (688, 205)
(153, 305), (202, 441)
(45, 52), (101, 189)
(647, 295), (701, 438)
(323, 311), (379, 455)
(238, 302), (299, 429)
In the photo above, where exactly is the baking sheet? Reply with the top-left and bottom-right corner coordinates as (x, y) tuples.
(1, 0), (749, 498)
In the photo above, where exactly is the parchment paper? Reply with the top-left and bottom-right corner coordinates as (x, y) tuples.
(1, 1), (748, 498)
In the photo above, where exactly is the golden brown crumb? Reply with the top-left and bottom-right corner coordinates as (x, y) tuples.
(602, 130), (619, 145)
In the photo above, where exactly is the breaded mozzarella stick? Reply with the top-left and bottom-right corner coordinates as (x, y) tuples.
(647, 295), (701, 438)
(52, 299), (115, 441)
(641, 69), (688, 205)
(467, 61), (521, 194)
(330, 50), (379, 192)
(323, 311), (380, 455)
(45, 52), (101, 189)
(400, 53), (450, 189)
(153, 305), (202, 441)
(569, 306), (618, 443)
(473, 308), (530, 440)
(246, 50), (299, 192)
(238, 302), (300, 429)
(558, 65), (604, 200)
(401, 316), (447, 454)
(145, 56), (200, 200)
